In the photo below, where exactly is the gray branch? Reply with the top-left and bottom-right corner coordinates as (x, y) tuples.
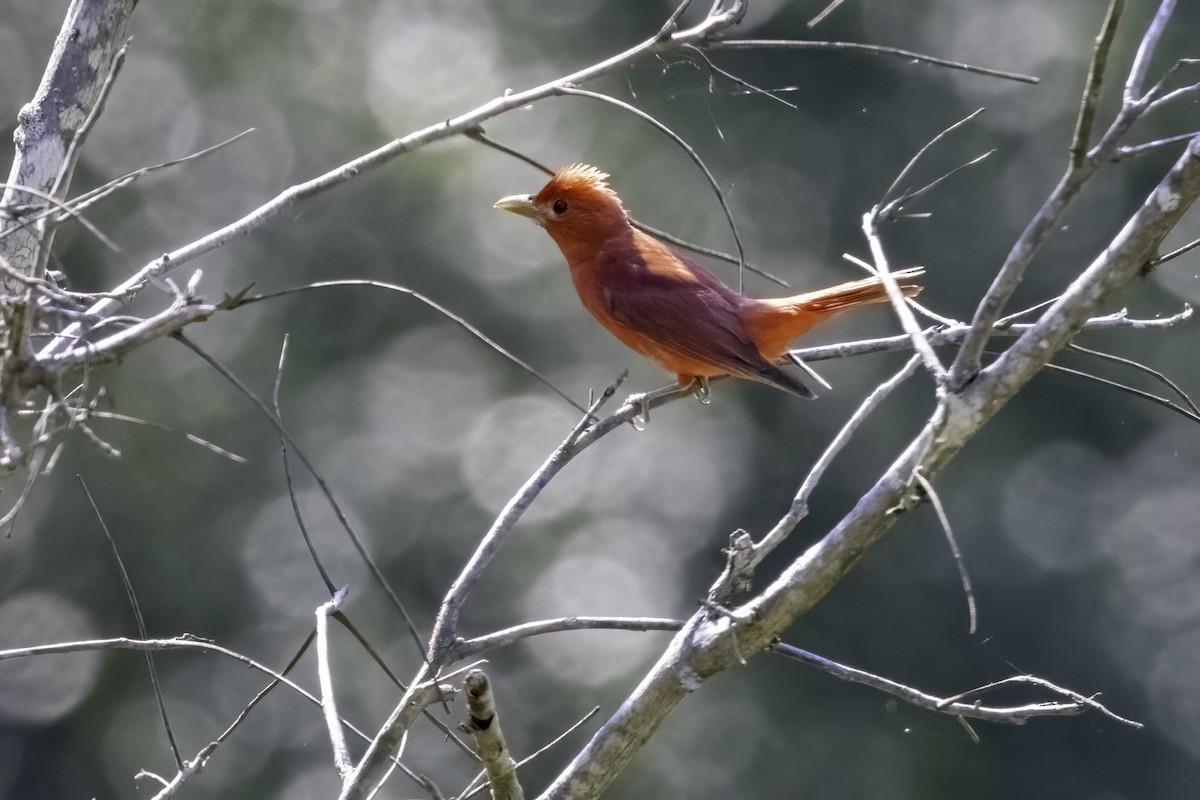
(536, 133), (1200, 800)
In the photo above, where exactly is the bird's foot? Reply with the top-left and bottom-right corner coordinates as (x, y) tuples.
(626, 392), (653, 431)
(626, 379), (707, 430)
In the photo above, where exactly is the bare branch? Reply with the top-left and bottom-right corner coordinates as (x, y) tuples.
(453, 617), (684, 660)
(705, 39), (1039, 85)
(37, 293), (217, 373)
(912, 469), (976, 634)
(1150, 234), (1200, 266)
(86, 410), (247, 463)
(174, 334), (430, 660)
(466, 129), (789, 287)
(80, 476), (183, 769)
(1044, 362), (1200, 426)
(771, 642), (1142, 728)
(881, 108), (986, 209)
(339, 680), (459, 800)
(553, 86), (749, 290)
(1114, 131), (1200, 161)
(1069, 341), (1199, 415)
(318, 588), (354, 778)
(0, 0), (136, 286)
(538, 126), (1200, 800)
(0, 635), (307, 690)
(938, 675), (1144, 728)
(947, 5), (1182, 388)
(38, 4), (756, 362)
(1071, 0), (1125, 169)
(462, 671), (525, 800)
(858, 221), (945, 378)
(807, 0), (846, 28)
(711, 354), (921, 602)
(427, 374), (631, 666)
(1124, 0), (1177, 104)
(240, 280), (588, 415)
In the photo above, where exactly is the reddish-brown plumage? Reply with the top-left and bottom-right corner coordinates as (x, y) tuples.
(495, 164), (922, 397)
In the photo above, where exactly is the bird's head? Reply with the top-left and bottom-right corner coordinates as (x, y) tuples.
(494, 164), (629, 249)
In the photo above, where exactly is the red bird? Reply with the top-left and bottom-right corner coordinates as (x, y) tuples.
(495, 164), (922, 399)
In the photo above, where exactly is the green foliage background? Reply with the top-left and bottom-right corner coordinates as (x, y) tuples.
(1, 1), (1198, 798)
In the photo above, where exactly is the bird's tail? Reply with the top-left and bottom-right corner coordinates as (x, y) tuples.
(745, 267), (925, 359)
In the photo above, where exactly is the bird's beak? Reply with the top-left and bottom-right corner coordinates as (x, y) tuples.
(493, 193), (544, 222)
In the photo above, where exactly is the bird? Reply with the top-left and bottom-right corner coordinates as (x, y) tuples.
(494, 164), (922, 401)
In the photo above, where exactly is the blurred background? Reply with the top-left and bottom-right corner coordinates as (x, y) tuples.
(1, 0), (1198, 797)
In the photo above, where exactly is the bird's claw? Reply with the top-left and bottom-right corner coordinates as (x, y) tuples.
(627, 379), (709, 430)
(627, 392), (652, 430)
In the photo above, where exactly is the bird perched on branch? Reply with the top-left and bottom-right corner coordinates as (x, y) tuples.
(495, 164), (922, 400)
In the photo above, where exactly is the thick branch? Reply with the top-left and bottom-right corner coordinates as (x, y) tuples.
(37, 3), (749, 362)
(463, 670), (525, 800)
(338, 680), (456, 800)
(538, 133), (1200, 800)
(0, 0), (135, 286)
(947, 1), (1179, 388)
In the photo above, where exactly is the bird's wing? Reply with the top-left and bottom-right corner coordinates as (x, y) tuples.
(590, 238), (813, 396)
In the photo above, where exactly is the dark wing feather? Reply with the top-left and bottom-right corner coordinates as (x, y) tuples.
(592, 237), (814, 397)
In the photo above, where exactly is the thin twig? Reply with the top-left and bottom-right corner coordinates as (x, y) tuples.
(273, 334), (337, 594)
(174, 334), (429, 660)
(807, 0), (846, 28)
(706, 40), (1039, 85)
(687, 45), (799, 110)
(0, 181), (123, 252)
(1149, 235), (1200, 266)
(339, 680), (460, 800)
(1143, 57), (1200, 108)
(938, 675), (1143, 728)
(143, 631), (317, 799)
(1114, 131), (1200, 161)
(854, 230), (944, 378)
(39, 6), (756, 363)
(453, 616), (683, 660)
(710, 354), (922, 601)
(242, 280), (587, 415)
(759, 353), (920, 557)
(771, 642), (1142, 727)
(1068, 341), (1199, 415)
(912, 469), (976, 634)
(881, 108), (986, 209)
(1146, 82), (1200, 113)
(86, 410), (247, 463)
(466, 129), (789, 286)
(426, 373), (630, 665)
(1043, 361), (1200, 425)
(318, 587), (354, 777)
(1071, 0), (1125, 168)
(553, 86), (749, 291)
(79, 477), (183, 769)
(1124, 0), (1177, 104)
(883, 150), (996, 217)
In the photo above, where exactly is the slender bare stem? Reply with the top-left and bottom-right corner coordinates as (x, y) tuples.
(772, 643), (1141, 727)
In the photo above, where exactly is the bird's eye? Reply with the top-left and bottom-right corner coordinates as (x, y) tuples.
(552, 199), (568, 215)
